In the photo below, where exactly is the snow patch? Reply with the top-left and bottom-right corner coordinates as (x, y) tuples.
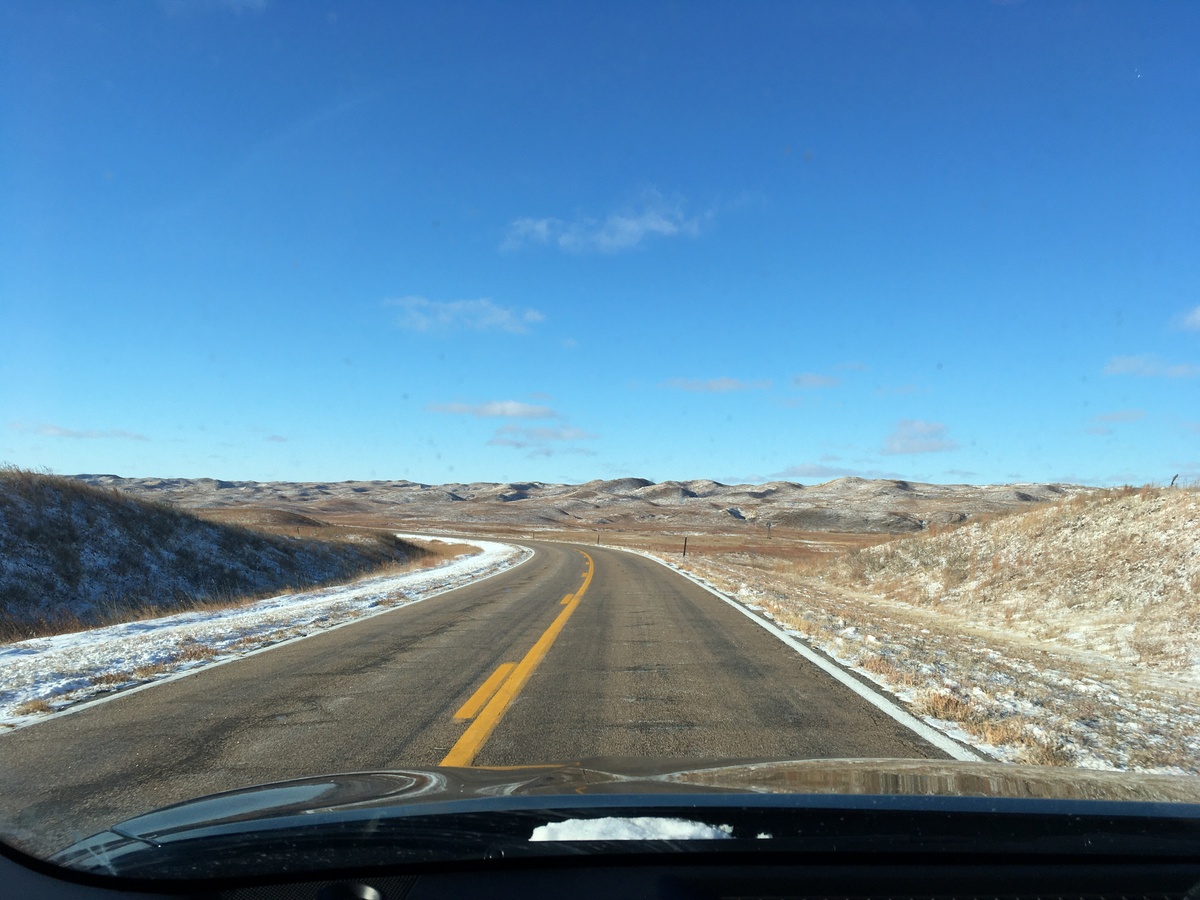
(530, 817), (734, 841)
(0, 536), (530, 726)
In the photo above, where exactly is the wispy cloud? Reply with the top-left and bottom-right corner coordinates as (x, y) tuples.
(387, 296), (545, 334)
(1086, 409), (1145, 436)
(1104, 354), (1200, 378)
(1178, 305), (1200, 331)
(1093, 409), (1146, 424)
(875, 382), (921, 397)
(663, 377), (771, 392)
(487, 424), (598, 458)
(10, 422), (149, 441)
(264, 434), (288, 443)
(773, 463), (859, 479)
(427, 400), (558, 418)
(503, 190), (710, 254)
(724, 461), (903, 483)
(792, 372), (840, 389)
(945, 468), (980, 480)
(882, 419), (959, 455)
(488, 425), (597, 447)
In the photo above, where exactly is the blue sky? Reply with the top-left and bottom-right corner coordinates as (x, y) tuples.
(2, 0), (1198, 487)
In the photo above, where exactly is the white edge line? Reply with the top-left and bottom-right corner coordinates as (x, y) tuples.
(612, 546), (983, 762)
(2, 537), (534, 732)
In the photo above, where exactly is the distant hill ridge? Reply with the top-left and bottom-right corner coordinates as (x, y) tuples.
(72, 473), (1089, 534)
(0, 469), (422, 639)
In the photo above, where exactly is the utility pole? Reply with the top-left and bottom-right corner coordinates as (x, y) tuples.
(682, 535), (688, 558)
(766, 522), (772, 540)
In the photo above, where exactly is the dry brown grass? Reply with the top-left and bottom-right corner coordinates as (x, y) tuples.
(1020, 739), (1076, 766)
(788, 484), (1200, 674)
(175, 641), (217, 662)
(1, 468), (449, 642)
(132, 662), (170, 679)
(89, 671), (132, 686)
(875, 679), (1075, 767)
(619, 516), (1200, 770)
(14, 698), (52, 715)
(914, 690), (976, 722)
(856, 652), (920, 687)
(2, 528), (458, 644)
(966, 717), (1029, 746)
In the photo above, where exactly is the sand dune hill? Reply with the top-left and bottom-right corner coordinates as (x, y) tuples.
(73, 474), (1089, 534)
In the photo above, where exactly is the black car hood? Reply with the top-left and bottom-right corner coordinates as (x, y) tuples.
(52, 758), (1200, 879)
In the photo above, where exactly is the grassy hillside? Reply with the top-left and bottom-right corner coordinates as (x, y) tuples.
(649, 485), (1200, 770)
(821, 484), (1200, 673)
(0, 468), (429, 640)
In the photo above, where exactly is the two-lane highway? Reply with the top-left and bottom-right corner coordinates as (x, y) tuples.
(476, 546), (941, 764)
(0, 541), (947, 855)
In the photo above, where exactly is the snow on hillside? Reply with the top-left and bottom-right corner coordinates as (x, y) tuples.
(73, 472), (1088, 534)
(833, 486), (1200, 676)
(0, 536), (529, 727)
(654, 487), (1200, 773)
(0, 469), (422, 637)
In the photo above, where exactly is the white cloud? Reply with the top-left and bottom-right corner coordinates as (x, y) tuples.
(882, 419), (959, 455)
(1103, 355), (1200, 378)
(10, 422), (149, 441)
(264, 434), (288, 443)
(387, 296), (544, 334)
(427, 401), (557, 419)
(792, 373), (840, 389)
(663, 377), (771, 392)
(1179, 306), (1200, 331)
(503, 190), (710, 254)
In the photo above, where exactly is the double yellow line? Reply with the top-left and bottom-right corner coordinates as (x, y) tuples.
(440, 551), (594, 768)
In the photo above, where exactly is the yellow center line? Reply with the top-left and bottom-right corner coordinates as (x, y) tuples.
(452, 663), (516, 721)
(560, 593), (574, 605)
(440, 550), (594, 767)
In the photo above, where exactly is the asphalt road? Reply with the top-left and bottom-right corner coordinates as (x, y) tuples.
(0, 541), (946, 855)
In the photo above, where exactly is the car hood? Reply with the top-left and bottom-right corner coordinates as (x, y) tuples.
(52, 758), (1200, 878)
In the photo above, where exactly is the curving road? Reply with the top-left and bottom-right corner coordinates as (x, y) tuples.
(0, 541), (948, 855)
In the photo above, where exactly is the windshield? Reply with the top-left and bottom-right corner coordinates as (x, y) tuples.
(2, 0), (1199, 880)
